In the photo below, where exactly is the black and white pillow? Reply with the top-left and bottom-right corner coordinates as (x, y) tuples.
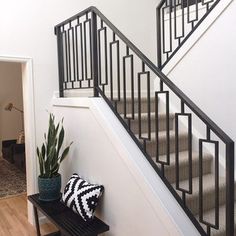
(62, 173), (104, 221)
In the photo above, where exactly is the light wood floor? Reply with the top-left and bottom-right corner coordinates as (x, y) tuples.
(0, 194), (57, 236)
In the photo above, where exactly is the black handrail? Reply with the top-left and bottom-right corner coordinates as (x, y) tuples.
(54, 7), (234, 236)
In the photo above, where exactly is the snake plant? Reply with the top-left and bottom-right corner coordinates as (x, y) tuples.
(36, 113), (72, 178)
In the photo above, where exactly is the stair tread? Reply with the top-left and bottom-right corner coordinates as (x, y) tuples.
(152, 151), (212, 166)
(117, 97), (156, 102)
(121, 112), (175, 120)
(152, 151), (212, 184)
(136, 130), (188, 141)
(177, 174), (225, 196)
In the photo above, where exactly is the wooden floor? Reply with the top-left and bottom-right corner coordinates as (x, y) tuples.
(0, 194), (57, 236)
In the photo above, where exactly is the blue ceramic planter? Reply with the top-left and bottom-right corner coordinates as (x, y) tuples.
(38, 174), (61, 201)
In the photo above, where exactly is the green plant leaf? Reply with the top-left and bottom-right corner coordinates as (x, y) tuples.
(41, 144), (46, 160)
(57, 126), (64, 156)
(51, 163), (59, 174)
(52, 165), (60, 177)
(47, 114), (55, 156)
(37, 113), (72, 178)
(36, 147), (40, 158)
(47, 142), (57, 164)
(59, 143), (72, 163)
(55, 122), (60, 136)
(38, 153), (44, 176)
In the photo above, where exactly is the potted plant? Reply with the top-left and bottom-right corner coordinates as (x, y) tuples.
(36, 113), (72, 201)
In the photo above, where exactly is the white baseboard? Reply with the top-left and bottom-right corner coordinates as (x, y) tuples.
(54, 89), (155, 99)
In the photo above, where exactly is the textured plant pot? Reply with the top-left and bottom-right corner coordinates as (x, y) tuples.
(38, 174), (61, 201)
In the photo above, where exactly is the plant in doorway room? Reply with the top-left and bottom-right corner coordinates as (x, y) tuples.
(36, 113), (72, 201)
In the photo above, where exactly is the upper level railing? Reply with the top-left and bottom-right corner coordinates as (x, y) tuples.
(157, 0), (221, 68)
(54, 6), (234, 235)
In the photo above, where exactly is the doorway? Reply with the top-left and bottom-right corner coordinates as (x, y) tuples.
(0, 56), (36, 225)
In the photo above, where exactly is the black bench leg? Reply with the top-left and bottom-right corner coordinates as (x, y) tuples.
(33, 206), (41, 236)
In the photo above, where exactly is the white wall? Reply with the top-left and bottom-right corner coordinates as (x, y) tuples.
(52, 97), (200, 236)
(167, 0), (236, 155)
(0, 0), (159, 165)
(0, 62), (23, 151)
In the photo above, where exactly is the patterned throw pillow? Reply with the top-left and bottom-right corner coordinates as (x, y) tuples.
(62, 173), (104, 221)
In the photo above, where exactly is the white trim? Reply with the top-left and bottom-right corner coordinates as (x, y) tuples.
(162, 0), (233, 75)
(52, 96), (91, 108)
(0, 55), (37, 225)
(55, 89), (155, 98)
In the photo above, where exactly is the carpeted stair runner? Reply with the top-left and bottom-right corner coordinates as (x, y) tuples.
(117, 98), (234, 236)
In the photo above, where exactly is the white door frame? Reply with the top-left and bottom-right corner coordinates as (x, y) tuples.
(0, 55), (37, 225)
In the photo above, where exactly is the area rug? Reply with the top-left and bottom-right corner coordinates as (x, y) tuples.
(0, 159), (26, 199)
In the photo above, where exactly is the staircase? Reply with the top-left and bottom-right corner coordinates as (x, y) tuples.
(119, 98), (235, 236)
(54, 6), (234, 236)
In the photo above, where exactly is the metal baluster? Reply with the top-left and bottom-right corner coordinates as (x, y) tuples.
(64, 26), (69, 90)
(75, 18), (84, 88)
(109, 33), (120, 107)
(123, 47), (134, 130)
(175, 102), (192, 205)
(84, 16), (93, 88)
(55, 26), (65, 97)
(156, 6), (162, 68)
(138, 63), (151, 154)
(98, 21), (108, 93)
(225, 141), (234, 236)
(199, 133), (219, 235)
(67, 21), (72, 87)
(174, 0), (185, 47)
(75, 19), (79, 85)
(69, 21), (76, 89)
(155, 91), (170, 176)
(91, 11), (99, 97)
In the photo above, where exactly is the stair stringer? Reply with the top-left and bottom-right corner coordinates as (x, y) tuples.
(52, 96), (200, 236)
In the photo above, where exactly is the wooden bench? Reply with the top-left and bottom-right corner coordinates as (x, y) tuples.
(28, 194), (109, 236)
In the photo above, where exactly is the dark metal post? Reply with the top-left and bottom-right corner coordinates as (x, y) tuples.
(156, 6), (162, 69)
(226, 141), (234, 236)
(33, 206), (41, 236)
(55, 27), (65, 97)
(91, 11), (99, 97)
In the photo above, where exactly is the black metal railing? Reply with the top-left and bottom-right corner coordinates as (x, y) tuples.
(157, 0), (221, 69)
(55, 6), (234, 235)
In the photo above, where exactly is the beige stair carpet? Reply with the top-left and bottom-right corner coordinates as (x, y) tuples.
(117, 98), (235, 236)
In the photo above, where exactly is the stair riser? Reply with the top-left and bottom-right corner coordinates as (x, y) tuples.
(128, 116), (174, 133)
(116, 100), (155, 114)
(186, 184), (236, 216)
(143, 135), (188, 157)
(161, 158), (212, 183)
(206, 227), (226, 236)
